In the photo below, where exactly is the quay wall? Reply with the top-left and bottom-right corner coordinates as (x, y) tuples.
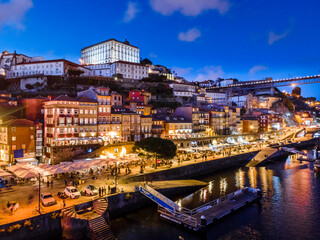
(125, 152), (258, 183)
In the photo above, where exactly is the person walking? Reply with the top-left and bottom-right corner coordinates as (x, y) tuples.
(99, 187), (101, 197)
(63, 199), (66, 208)
(50, 180), (53, 188)
(65, 179), (67, 186)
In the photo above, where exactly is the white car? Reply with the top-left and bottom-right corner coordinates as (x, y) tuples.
(40, 192), (56, 207)
(85, 185), (98, 196)
(64, 186), (81, 199)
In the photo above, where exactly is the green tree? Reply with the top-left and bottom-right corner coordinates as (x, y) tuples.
(140, 58), (153, 65)
(292, 86), (301, 96)
(67, 68), (84, 76)
(133, 137), (177, 169)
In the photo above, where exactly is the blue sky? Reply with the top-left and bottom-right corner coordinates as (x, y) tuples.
(0, 0), (320, 98)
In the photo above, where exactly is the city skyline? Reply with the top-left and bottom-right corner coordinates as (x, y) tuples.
(1, 0), (320, 98)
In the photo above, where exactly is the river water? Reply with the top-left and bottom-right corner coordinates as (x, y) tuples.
(111, 149), (320, 240)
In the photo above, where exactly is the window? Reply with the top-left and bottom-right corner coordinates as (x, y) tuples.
(12, 136), (16, 141)
(30, 126), (34, 130)
(59, 117), (65, 125)
(74, 128), (78, 133)
(60, 109), (64, 114)
(11, 127), (16, 132)
(74, 109), (78, 114)
(12, 145), (16, 150)
(30, 135), (34, 140)
(21, 144), (26, 149)
(80, 109), (83, 114)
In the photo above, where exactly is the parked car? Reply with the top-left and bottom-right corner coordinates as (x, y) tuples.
(57, 191), (68, 199)
(40, 192), (56, 207)
(64, 186), (81, 199)
(85, 184), (98, 196)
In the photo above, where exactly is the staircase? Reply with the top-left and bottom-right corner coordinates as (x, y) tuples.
(139, 185), (180, 213)
(62, 206), (77, 218)
(89, 216), (117, 240)
(93, 198), (108, 215)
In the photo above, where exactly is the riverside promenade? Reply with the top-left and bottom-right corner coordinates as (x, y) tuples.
(0, 136), (317, 227)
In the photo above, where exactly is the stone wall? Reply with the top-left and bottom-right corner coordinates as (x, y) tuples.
(125, 151), (257, 183)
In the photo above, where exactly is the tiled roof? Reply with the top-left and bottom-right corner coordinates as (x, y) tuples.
(1, 119), (35, 127)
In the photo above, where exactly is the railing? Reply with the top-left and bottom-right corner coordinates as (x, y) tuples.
(158, 205), (198, 227)
(139, 185), (180, 212)
(188, 187), (253, 215)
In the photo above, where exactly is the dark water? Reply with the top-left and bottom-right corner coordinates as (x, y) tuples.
(111, 149), (320, 240)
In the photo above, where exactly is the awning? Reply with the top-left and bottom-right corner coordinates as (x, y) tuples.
(15, 158), (38, 164)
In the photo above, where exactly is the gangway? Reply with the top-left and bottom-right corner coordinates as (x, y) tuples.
(139, 185), (261, 231)
(281, 147), (316, 162)
(139, 185), (181, 213)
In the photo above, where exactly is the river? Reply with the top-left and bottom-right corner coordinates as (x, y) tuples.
(110, 149), (320, 240)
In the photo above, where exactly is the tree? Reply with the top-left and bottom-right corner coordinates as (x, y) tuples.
(67, 68), (84, 76)
(133, 137), (177, 169)
(112, 73), (123, 79)
(292, 86), (301, 96)
(140, 58), (153, 65)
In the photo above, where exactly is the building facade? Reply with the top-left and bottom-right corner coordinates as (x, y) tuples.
(81, 39), (140, 65)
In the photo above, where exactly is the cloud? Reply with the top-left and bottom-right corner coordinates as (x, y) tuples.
(123, 2), (140, 22)
(150, 0), (231, 16)
(249, 65), (268, 76)
(268, 31), (289, 45)
(0, 0), (33, 29)
(148, 52), (158, 59)
(194, 66), (224, 81)
(178, 28), (201, 42)
(172, 67), (192, 76)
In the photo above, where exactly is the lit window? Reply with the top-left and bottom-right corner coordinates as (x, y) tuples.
(12, 136), (16, 141)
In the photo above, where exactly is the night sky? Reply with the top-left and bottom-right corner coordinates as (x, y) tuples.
(1, 0), (320, 98)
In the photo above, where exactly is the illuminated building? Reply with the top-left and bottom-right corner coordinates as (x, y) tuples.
(43, 95), (101, 163)
(81, 39), (140, 65)
(0, 119), (41, 164)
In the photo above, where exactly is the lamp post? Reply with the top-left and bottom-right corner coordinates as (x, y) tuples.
(38, 173), (41, 214)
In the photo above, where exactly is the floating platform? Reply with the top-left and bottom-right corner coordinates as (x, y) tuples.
(139, 185), (261, 231)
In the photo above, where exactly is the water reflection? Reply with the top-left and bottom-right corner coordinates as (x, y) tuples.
(219, 177), (227, 195)
(112, 149), (320, 240)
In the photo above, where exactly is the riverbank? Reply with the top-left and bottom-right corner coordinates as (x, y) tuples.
(0, 179), (206, 240)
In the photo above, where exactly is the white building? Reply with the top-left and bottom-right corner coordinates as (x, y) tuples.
(110, 61), (148, 80)
(231, 94), (248, 107)
(86, 63), (111, 77)
(0, 49), (44, 70)
(7, 59), (92, 78)
(169, 83), (196, 98)
(81, 39), (140, 65)
(217, 79), (235, 87)
(86, 61), (148, 80)
(206, 92), (227, 105)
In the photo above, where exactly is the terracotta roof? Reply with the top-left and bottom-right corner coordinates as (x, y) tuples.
(53, 95), (77, 102)
(1, 119), (35, 127)
(76, 96), (98, 103)
(15, 59), (90, 69)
